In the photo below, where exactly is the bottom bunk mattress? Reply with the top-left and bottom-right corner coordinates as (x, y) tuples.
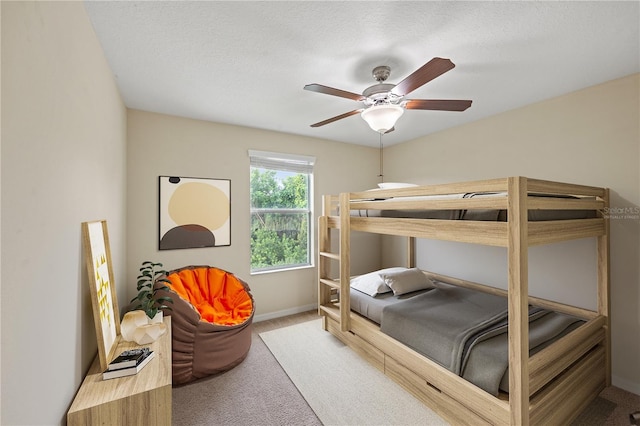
(351, 282), (583, 396)
(350, 286), (430, 324)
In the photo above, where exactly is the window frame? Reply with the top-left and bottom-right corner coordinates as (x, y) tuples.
(249, 150), (315, 274)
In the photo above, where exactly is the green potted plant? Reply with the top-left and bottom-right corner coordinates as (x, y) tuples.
(130, 261), (174, 322)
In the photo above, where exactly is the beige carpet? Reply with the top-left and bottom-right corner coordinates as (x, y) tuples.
(172, 332), (321, 426)
(260, 319), (448, 426)
(571, 395), (617, 425)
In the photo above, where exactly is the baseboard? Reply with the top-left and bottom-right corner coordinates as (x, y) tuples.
(612, 374), (640, 396)
(253, 304), (317, 323)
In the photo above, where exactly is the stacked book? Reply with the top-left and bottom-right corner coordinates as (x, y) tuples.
(103, 347), (155, 380)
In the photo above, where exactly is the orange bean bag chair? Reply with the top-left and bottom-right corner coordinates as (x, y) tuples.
(162, 265), (255, 385)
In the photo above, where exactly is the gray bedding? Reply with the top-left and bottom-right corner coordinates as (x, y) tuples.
(463, 311), (583, 394)
(350, 288), (430, 324)
(377, 283), (584, 395)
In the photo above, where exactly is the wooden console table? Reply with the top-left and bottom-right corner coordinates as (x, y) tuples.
(67, 317), (172, 425)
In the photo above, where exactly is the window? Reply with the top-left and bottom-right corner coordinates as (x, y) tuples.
(249, 150), (315, 273)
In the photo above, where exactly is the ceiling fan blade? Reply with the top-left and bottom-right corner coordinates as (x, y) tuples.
(391, 58), (456, 97)
(405, 99), (472, 111)
(304, 84), (365, 101)
(310, 109), (363, 127)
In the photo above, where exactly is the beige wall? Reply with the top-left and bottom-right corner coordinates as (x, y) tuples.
(126, 110), (382, 320)
(384, 73), (640, 393)
(1, 2), (127, 424)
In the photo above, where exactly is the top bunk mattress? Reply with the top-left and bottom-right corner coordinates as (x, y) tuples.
(349, 192), (597, 221)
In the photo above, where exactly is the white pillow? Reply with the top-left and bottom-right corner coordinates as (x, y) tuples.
(377, 182), (418, 189)
(380, 268), (435, 296)
(350, 267), (407, 297)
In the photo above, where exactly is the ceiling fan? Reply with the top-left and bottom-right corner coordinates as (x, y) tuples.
(304, 57), (472, 133)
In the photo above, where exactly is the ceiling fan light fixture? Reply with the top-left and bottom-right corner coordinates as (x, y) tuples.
(361, 104), (404, 133)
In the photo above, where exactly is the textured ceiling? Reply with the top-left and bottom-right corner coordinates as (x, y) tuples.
(84, 1), (640, 147)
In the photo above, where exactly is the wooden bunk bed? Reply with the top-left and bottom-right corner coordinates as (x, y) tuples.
(317, 176), (609, 426)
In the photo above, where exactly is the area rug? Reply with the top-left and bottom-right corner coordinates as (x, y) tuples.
(260, 319), (448, 426)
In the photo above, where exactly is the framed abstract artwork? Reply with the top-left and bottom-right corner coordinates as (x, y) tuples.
(159, 176), (231, 250)
(82, 220), (121, 370)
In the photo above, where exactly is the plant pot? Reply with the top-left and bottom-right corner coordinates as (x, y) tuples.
(149, 311), (163, 324)
(121, 310), (150, 342)
(121, 310), (167, 344)
(130, 322), (167, 345)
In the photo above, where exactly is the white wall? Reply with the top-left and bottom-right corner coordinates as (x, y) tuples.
(126, 110), (382, 320)
(383, 73), (640, 393)
(1, 2), (127, 424)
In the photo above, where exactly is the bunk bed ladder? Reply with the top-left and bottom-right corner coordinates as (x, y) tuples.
(318, 193), (351, 331)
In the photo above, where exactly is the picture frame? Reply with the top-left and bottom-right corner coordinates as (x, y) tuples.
(81, 220), (121, 370)
(159, 176), (231, 250)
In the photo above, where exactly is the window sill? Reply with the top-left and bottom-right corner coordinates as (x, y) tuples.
(250, 264), (315, 276)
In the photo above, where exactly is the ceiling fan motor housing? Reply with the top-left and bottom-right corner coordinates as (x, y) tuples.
(363, 83), (400, 106)
(363, 66), (403, 106)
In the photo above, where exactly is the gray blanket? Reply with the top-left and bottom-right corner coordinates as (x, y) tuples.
(380, 284), (583, 395)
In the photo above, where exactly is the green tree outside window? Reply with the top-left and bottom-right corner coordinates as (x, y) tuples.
(250, 167), (311, 272)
